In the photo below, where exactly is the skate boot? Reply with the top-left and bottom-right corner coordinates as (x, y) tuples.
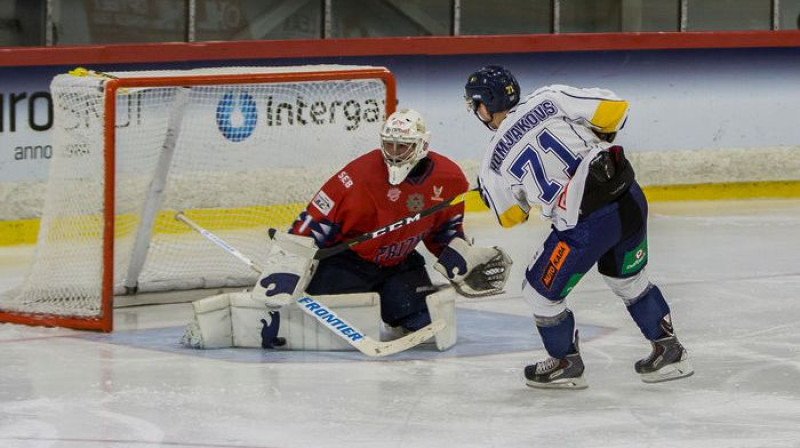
(636, 332), (694, 383)
(524, 332), (587, 390)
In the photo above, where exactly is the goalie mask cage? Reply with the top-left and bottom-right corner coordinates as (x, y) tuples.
(0, 65), (396, 332)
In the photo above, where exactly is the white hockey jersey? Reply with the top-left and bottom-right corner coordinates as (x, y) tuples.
(477, 85), (629, 231)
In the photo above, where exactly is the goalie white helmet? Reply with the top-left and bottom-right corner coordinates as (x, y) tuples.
(380, 109), (431, 185)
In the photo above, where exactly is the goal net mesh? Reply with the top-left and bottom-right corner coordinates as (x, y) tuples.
(0, 65), (391, 326)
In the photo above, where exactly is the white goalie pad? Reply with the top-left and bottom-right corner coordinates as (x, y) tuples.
(425, 287), (457, 351)
(278, 293), (381, 351)
(251, 231), (319, 308)
(181, 293), (236, 349)
(180, 291), (382, 351)
(230, 292), (278, 348)
(380, 287), (457, 352)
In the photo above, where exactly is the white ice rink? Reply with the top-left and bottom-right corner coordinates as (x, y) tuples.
(1, 199), (799, 448)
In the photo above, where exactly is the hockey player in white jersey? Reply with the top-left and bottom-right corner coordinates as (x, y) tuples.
(464, 65), (693, 389)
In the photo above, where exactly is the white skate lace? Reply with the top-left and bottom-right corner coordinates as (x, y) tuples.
(536, 357), (561, 374)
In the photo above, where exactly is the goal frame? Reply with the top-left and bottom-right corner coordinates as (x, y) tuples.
(0, 67), (396, 332)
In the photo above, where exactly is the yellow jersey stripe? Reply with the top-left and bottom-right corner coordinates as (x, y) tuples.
(498, 204), (528, 228)
(591, 100), (628, 133)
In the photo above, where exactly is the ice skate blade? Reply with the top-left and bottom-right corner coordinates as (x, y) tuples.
(639, 358), (694, 384)
(525, 376), (588, 390)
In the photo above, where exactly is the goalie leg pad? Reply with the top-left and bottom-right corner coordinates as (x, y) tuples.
(251, 231), (318, 308)
(181, 293), (234, 349)
(230, 292), (279, 348)
(425, 287), (457, 351)
(278, 293), (382, 351)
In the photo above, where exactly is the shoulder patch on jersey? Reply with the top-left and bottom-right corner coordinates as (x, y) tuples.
(337, 170), (354, 188)
(312, 190), (335, 216)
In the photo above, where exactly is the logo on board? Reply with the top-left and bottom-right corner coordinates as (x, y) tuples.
(216, 92), (258, 142)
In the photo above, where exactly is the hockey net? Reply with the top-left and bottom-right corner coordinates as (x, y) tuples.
(0, 65), (396, 331)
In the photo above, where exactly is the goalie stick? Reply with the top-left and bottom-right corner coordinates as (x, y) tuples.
(268, 188), (480, 261)
(175, 212), (446, 357)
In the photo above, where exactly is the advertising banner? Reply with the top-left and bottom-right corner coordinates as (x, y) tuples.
(3, 46), (800, 186)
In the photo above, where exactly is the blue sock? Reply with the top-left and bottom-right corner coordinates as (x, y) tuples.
(536, 310), (576, 359)
(626, 285), (671, 340)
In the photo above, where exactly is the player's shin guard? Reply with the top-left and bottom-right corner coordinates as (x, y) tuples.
(536, 309), (576, 359)
(625, 284), (670, 340)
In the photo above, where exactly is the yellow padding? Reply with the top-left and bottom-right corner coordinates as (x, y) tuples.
(591, 100), (628, 133)
(1, 203), (305, 246)
(0, 218), (40, 246)
(642, 181), (800, 201)
(2, 182), (799, 246)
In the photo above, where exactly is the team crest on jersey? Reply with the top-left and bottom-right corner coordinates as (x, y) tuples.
(387, 187), (401, 202)
(431, 185), (444, 201)
(311, 190), (334, 216)
(406, 193), (425, 212)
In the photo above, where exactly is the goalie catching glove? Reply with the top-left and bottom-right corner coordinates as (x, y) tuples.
(251, 230), (318, 309)
(433, 237), (512, 298)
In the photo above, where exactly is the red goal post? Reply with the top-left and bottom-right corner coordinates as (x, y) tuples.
(0, 65), (397, 332)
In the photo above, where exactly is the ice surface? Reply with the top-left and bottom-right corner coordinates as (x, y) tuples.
(1, 199), (799, 448)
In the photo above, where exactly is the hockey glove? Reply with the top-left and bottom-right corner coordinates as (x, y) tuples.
(434, 237), (512, 298)
(251, 230), (318, 309)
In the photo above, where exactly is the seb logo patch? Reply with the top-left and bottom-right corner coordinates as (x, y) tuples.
(311, 190), (334, 216)
(541, 241), (570, 290)
(338, 171), (354, 188)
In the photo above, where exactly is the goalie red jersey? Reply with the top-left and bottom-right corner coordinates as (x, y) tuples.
(289, 149), (469, 266)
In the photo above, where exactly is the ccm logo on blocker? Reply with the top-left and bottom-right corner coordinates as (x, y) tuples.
(296, 297), (365, 342)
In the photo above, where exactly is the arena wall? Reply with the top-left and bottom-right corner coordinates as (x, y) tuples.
(1, 32), (799, 245)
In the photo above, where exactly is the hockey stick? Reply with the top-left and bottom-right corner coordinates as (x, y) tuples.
(269, 188), (479, 261)
(175, 212), (445, 357)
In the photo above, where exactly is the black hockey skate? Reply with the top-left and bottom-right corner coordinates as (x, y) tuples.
(524, 332), (587, 390)
(635, 321), (694, 383)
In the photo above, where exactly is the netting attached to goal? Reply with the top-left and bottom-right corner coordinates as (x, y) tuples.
(0, 65), (396, 331)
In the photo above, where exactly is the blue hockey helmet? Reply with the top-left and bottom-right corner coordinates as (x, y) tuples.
(464, 65), (521, 115)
